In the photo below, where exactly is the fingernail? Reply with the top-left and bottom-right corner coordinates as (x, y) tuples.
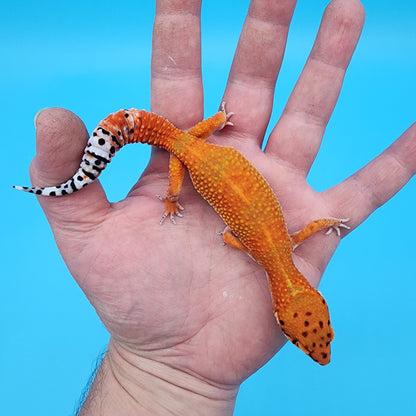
(34, 108), (48, 129)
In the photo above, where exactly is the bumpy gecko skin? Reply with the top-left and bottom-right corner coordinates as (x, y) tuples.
(14, 104), (349, 364)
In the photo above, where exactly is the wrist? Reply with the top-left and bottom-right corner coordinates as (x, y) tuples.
(79, 338), (239, 416)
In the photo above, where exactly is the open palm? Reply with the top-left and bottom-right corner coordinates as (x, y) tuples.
(28, 0), (416, 408)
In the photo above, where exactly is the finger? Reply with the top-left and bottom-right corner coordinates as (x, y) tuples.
(325, 122), (416, 227)
(29, 108), (109, 231)
(222, 0), (297, 144)
(151, 0), (203, 129)
(266, 0), (365, 174)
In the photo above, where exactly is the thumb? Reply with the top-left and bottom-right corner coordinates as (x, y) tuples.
(27, 107), (110, 232)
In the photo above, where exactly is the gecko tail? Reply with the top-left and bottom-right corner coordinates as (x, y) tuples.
(13, 167), (96, 196)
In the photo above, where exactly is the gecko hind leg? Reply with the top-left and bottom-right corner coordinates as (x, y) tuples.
(290, 218), (350, 249)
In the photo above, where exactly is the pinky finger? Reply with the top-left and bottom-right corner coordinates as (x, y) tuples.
(324, 122), (416, 227)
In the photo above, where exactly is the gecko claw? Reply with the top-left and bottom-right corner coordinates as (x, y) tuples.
(157, 194), (184, 225)
(219, 101), (234, 129)
(325, 218), (351, 237)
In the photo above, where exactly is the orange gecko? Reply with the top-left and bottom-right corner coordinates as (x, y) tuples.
(14, 103), (349, 364)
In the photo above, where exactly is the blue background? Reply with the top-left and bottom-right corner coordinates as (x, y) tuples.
(1, 1), (415, 414)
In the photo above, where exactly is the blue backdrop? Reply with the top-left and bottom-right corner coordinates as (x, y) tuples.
(2, 1), (415, 414)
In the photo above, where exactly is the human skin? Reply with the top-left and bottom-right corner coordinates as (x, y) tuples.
(27, 0), (416, 414)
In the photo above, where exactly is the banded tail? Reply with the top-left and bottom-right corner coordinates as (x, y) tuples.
(13, 109), (180, 196)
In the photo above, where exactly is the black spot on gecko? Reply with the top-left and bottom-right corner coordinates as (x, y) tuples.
(306, 312), (312, 316)
(98, 138), (105, 146)
(304, 321), (309, 327)
(86, 150), (110, 164)
(321, 352), (328, 360)
(319, 321), (324, 329)
(100, 128), (110, 136)
(77, 175), (83, 182)
(49, 191), (56, 196)
(82, 168), (96, 180)
(293, 313), (298, 318)
(279, 320), (285, 326)
(92, 165), (104, 173)
(70, 179), (77, 192)
(302, 331), (308, 338)
(111, 134), (121, 148)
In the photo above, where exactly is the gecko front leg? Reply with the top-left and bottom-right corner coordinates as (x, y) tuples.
(158, 103), (234, 224)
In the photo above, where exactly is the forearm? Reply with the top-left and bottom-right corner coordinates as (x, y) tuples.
(78, 338), (238, 416)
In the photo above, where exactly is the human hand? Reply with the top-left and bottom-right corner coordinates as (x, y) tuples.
(26, 0), (416, 414)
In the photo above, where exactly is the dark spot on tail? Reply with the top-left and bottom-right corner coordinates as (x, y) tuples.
(100, 128), (110, 136)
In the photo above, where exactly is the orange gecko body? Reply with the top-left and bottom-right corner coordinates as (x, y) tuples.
(15, 104), (349, 364)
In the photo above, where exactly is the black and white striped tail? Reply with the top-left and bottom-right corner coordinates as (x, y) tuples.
(13, 122), (119, 196)
(13, 167), (97, 196)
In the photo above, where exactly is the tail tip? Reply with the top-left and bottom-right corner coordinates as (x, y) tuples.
(13, 185), (26, 191)
(13, 185), (38, 194)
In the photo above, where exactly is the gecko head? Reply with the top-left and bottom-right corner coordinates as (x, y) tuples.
(275, 289), (334, 365)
